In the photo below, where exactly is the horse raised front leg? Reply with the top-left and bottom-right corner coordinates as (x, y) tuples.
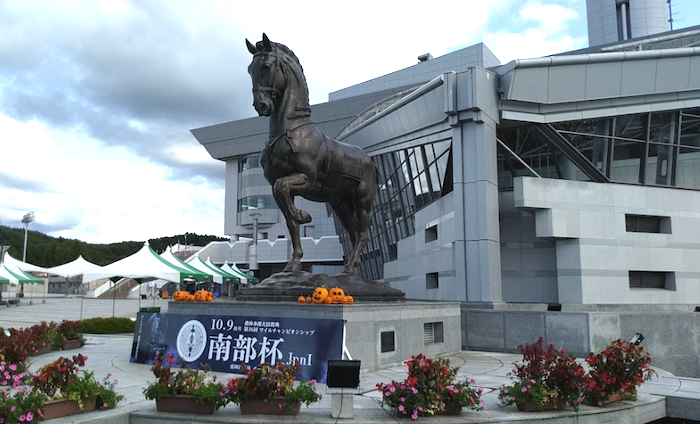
(273, 173), (314, 273)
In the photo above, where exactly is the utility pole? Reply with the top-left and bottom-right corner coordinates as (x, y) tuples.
(21, 211), (35, 296)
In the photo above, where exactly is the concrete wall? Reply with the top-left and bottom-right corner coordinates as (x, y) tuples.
(515, 177), (700, 305)
(462, 306), (700, 378)
(383, 194), (458, 300)
(169, 301), (461, 372)
(500, 191), (559, 303)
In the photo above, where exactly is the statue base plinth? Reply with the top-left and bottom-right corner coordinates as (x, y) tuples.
(235, 271), (405, 302)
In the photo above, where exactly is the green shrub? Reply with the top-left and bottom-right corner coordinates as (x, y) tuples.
(77, 317), (135, 334)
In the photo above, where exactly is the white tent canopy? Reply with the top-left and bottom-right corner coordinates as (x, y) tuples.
(186, 256), (236, 284)
(223, 262), (259, 283)
(82, 241), (209, 284)
(47, 255), (101, 278)
(221, 262), (248, 286)
(2, 253), (54, 274)
(160, 247), (214, 282)
(0, 265), (44, 285)
(0, 265), (20, 286)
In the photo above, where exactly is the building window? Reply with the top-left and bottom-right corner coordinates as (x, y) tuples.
(425, 225), (437, 242)
(423, 322), (444, 345)
(426, 272), (439, 289)
(625, 214), (671, 234)
(629, 271), (675, 290)
(238, 195), (276, 211)
(381, 331), (395, 353)
(239, 155), (261, 172)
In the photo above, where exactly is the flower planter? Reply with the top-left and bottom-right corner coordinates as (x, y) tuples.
(33, 344), (51, 356)
(436, 405), (462, 415)
(63, 339), (82, 350)
(155, 394), (215, 415)
(604, 391), (622, 404)
(239, 397), (301, 415)
(516, 398), (567, 412)
(41, 398), (96, 421)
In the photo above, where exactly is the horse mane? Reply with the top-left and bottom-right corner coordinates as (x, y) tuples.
(273, 42), (303, 73)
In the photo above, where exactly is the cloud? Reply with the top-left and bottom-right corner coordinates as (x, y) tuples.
(0, 0), (603, 245)
(483, 2), (588, 62)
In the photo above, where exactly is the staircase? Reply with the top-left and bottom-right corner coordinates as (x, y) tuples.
(97, 278), (139, 299)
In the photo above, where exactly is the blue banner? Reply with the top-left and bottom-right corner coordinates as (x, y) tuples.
(130, 312), (344, 382)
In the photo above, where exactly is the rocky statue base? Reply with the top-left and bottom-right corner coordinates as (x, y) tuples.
(235, 271), (405, 302)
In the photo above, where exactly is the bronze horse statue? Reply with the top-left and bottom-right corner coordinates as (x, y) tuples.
(246, 34), (377, 274)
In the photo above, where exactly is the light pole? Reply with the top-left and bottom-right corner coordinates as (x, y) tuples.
(21, 212), (35, 296)
(1, 245), (9, 304)
(249, 212), (261, 279)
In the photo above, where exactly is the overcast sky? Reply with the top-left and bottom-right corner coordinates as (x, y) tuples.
(1, 0), (698, 245)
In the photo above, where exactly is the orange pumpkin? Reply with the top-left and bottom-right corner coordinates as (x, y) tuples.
(324, 296), (333, 304)
(194, 290), (207, 302)
(207, 291), (213, 302)
(329, 286), (345, 303)
(298, 295), (306, 304)
(343, 295), (354, 305)
(312, 287), (328, 304)
(305, 296), (312, 304)
(172, 290), (187, 301)
(186, 294), (196, 302)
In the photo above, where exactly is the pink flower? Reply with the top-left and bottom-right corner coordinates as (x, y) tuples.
(9, 364), (16, 371)
(521, 387), (527, 392)
(103, 403), (108, 408)
(26, 412), (33, 421)
(398, 405), (405, 412)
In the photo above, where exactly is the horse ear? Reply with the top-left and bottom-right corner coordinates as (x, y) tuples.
(262, 33), (273, 51)
(246, 39), (257, 55)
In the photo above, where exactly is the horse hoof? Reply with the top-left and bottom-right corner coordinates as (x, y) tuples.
(298, 210), (312, 224)
(283, 263), (302, 273)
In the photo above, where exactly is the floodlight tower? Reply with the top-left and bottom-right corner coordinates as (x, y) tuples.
(21, 211), (35, 295)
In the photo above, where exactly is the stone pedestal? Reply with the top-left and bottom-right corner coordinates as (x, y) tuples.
(331, 393), (354, 419)
(235, 271), (405, 302)
(169, 300), (461, 372)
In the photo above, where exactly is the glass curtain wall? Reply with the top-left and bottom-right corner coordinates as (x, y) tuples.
(497, 108), (700, 191)
(337, 139), (453, 280)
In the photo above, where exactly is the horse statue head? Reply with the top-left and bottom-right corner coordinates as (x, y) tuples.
(246, 33), (309, 119)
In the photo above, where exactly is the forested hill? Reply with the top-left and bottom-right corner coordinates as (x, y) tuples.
(0, 226), (228, 267)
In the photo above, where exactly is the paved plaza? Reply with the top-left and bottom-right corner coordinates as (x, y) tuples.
(0, 296), (696, 423)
